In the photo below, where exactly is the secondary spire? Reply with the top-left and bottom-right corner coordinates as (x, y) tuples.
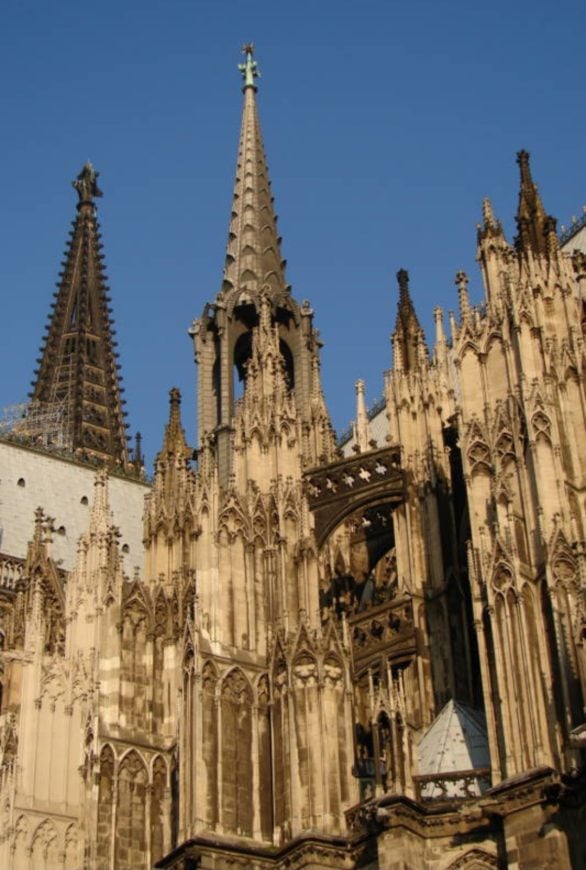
(220, 45), (288, 301)
(30, 164), (130, 470)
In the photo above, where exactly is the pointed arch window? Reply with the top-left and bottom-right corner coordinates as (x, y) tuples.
(220, 668), (253, 836)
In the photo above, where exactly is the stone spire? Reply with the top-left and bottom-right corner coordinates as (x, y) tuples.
(220, 44), (288, 300)
(191, 48), (335, 480)
(514, 150), (557, 257)
(392, 269), (427, 372)
(30, 163), (129, 469)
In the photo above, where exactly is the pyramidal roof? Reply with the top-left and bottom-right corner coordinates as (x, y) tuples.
(418, 699), (490, 774)
(30, 163), (129, 469)
(220, 45), (289, 304)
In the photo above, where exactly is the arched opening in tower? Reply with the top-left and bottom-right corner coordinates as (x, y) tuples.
(319, 501), (399, 619)
(233, 330), (253, 402)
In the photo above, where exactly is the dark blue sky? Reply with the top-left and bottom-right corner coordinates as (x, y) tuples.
(1, 0), (584, 465)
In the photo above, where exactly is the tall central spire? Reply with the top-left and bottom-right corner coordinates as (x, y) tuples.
(221, 44), (288, 301)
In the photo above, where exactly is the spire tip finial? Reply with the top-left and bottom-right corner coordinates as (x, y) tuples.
(516, 149), (534, 188)
(397, 268), (410, 302)
(72, 161), (102, 206)
(239, 43), (260, 91)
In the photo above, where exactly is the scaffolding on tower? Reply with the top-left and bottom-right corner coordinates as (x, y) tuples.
(0, 399), (72, 452)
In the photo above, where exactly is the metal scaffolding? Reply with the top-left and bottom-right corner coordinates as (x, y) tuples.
(0, 400), (71, 451)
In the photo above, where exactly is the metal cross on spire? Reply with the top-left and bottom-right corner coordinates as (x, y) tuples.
(238, 43), (260, 90)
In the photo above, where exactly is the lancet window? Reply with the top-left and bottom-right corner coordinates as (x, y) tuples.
(115, 750), (148, 870)
(119, 603), (148, 730)
(220, 668), (253, 836)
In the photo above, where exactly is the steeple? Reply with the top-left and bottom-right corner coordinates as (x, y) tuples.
(192, 47), (333, 481)
(392, 269), (427, 373)
(221, 44), (288, 302)
(514, 150), (558, 257)
(30, 163), (129, 469)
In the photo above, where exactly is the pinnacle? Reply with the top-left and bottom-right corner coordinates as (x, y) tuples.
(514, 149), (555, 258)
(90, 470), (111, 528)
(393, 269), (426, 373)
(482, 198), (496, 228)
(160, 387), (190, 458)
(455, 270), (471, 321)
(396, 269), (421, 329)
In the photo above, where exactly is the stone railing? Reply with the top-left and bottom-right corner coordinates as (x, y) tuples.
(348, 596), (415, 668)
(345, 766), (493, 834)
(305, 445), (403, 546)
(413, 767), (491, 803)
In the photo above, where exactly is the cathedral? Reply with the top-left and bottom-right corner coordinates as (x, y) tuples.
(0, 46), (585, 870)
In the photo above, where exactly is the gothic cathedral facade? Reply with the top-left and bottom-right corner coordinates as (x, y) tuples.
(0, 48), (585, 870)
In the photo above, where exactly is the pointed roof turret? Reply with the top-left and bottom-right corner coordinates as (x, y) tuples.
(221, 45), (288, 303)
(514, 150), (558, 257)
(392, 269), (427, 372)
(30, 163), (129, 469)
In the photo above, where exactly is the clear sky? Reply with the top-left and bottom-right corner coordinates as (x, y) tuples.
(1, 0), (584, 467)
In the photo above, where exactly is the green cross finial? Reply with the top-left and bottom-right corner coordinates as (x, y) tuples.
(239, 43), (260, 90)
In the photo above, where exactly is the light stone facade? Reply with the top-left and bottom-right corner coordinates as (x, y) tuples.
(0, 441), (148, 571)
(0, 49), (585, 870)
